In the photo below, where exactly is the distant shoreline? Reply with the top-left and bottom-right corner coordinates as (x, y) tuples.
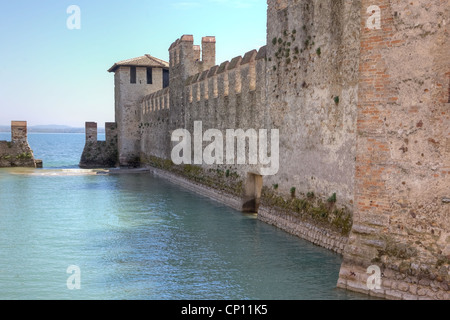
(0, 127), (105, 134)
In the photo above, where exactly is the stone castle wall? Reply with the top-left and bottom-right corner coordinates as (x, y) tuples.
(139, 46), (268, 159)
(140, 0), (361, 212)
(264, 0), (361, 221)
(84, 0), (449, 299)
(338, 0), (449, 300)
(140, 88), (171, 161)
(138, 0), (360, 248)
(134, 1), (449, 300)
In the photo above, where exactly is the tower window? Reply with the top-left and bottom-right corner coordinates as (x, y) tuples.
(163, 69), (169, 88)
(130, 66), (136, 84)
(147, 67), (153, 85)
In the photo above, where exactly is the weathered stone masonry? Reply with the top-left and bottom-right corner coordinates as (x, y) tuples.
(81, 0), (449, 299)
(338, 0), (449, 300)
(0, 121), (41, 168)
(79, 122), (118, 168)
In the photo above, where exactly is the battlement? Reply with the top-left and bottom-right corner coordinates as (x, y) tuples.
(79, 122), (118, 168)
(185, 47), (265, 104)
(11, 121), (28, 143)
(85, 122), (98, 143)
(169, 35), (216, 76)
(83, 122), (117, 143)
(140, 44), (267, 128)
(141, 87), (170, 114)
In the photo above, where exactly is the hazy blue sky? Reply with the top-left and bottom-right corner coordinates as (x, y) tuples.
(0, 0), (267, 127)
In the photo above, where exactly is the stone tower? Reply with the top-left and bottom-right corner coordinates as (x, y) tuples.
(168, 35), (216, 131)
(108, 54), (169, 166)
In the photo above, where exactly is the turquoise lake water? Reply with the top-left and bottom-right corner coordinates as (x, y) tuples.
(0, 133), (367, 300)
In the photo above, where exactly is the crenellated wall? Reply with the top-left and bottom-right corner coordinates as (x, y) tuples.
(142, 44), (259, 175)
(184, 47), (267, 133)
(140, 38), (268, 171)
(140, 88), (171, 160)
(139, 38), (273, 215)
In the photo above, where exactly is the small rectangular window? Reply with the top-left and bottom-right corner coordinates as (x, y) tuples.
(130, 66), (136, 84)
(163, 69), (169, 88)
(147, 67), (153, 85)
